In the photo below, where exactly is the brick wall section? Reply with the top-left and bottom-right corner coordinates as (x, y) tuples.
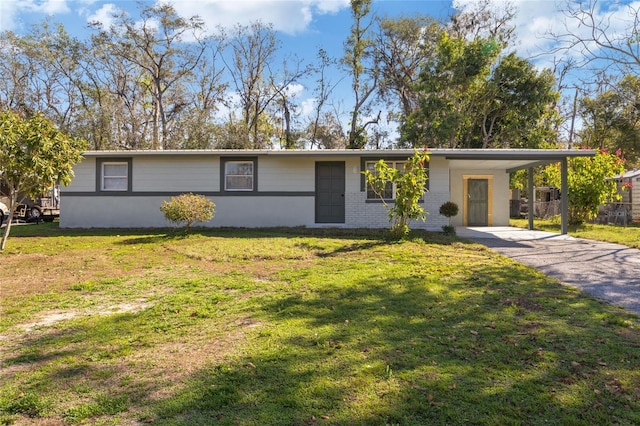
(345, 189), (451, 231)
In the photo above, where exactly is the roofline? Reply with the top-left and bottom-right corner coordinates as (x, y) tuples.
(80, 148), (597, 160)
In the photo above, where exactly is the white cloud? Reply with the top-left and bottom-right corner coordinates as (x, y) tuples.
(300, 97), (317, 117)
(454, 0), (640, 71)
(167, 0), (350, 35)
(285, 83), (304, 97)
(1, 0), (70, 31)
(0, 0), (20, 31)
(314, 0), (350, 14)
(38, 0), (70, 14)
(86, 3), (121, 29)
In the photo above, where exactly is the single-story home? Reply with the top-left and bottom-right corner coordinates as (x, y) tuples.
(60, 148), (595, 233)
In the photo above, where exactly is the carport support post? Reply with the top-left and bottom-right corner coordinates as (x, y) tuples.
(528, 167), (534, 230)
(561, 158), (568, 235)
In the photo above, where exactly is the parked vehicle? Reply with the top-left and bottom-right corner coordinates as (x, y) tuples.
(13, 202), (59, 222)
(0, 185), (60, 224)
(0, 201), (9, 225)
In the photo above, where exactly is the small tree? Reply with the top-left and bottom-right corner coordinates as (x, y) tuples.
(160, 193), (215, 232)
(542, 148), (626, 225)
(0, 110), (87, 250)
(363, 149), (430, 239)
(439, 201), (459, 235)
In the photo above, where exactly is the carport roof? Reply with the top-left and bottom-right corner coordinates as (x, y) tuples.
(83, 148), (596, 170)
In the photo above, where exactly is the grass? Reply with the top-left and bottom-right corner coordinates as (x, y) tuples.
(510, 218), (640, 249)
(1, 223), (640, 425)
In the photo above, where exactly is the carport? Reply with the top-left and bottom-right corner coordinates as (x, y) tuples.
(442, 149), (597, 234)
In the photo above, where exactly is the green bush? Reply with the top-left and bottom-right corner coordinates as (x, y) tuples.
(442, 224), (456, 236)
(439, 201), (459, 218)
(160, 193), (215, 232)
(439, 201), (459, 236)
(363, 150), (430, 239)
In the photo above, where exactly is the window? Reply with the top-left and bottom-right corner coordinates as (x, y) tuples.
(101, 161), (129, 191)
(365, 160), (406, 200)
(224, 160), (254, 191)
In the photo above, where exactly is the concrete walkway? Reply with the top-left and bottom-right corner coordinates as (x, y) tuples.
(457, 227), (640, 316)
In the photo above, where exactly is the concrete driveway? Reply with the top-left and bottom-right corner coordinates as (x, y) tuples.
(457, 226), (640, 316)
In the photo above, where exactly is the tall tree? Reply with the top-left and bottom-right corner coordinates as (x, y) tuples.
(0, 25), (80, 132)
(343, 0), (379, 149)
(223, 21), (278, 148)
(269, 59), (310, 149)
(579, 75), (640, 166)
(401, 33), (500, 147)
(401, 33), (559, 149)
(552, 0), (640, 78)
(448, 0), (516, 48)
(473, 53), (560, 149)
(174, 43), (228, 149)
(307, 49), (342, 149)
(375, 14), (441, 122)
(223, 22), (309, 149)
(90, 4), (208, 149)
(0, 110), (86, 249)
(0, 31), (34, 111)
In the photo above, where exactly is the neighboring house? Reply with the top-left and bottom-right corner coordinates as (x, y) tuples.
(60, 148), (595, 232)
(612, 169), (640, 223)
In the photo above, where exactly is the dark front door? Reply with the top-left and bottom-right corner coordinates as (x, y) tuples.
(316, 162), (345, 223)
(468, 179), (488, 226)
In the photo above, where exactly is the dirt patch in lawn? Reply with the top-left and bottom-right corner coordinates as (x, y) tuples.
(17, 300), (154, 332)
(0, 245), (309, 299)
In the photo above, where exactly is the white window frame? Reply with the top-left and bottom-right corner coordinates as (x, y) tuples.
(224, 160), (254, 191)
(365, 160), (406, 200)
(101, 161), (129, 191)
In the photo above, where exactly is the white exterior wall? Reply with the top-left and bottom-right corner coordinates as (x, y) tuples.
(134, 157), (219, 192)
(60, 195), (315, 228)
(61, 154), (456, 230)
(449, 168), (510, 227)
(344, 156), (449, 231)
(66, 157), (96, 192)
(259, 157), (315, 191)
(61, 153), (458, 231)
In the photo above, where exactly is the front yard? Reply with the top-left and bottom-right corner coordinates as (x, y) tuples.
(1, 224), (639, 425)
(510, 218), (640, 249)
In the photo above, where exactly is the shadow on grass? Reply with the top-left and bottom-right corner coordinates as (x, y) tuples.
(8, 222), (467, 246)
(4, 236), (640, 424)
(146, 265), (640, 424)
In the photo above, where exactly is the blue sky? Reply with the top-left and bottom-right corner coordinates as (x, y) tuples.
(0, 1), (457, 79)
(0, 0), (566, 60)
(1, 0), (637, 87)
(0, 0), (460, 134)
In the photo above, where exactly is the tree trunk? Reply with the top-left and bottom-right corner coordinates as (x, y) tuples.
(0, 193), (17, 250)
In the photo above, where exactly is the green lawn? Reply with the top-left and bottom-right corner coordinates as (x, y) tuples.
(510, 218), (640, 249)
(1, 224), (639, 425)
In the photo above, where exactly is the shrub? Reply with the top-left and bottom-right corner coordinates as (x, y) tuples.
(542, 148), (625, 225)
(439, 201), (459, 236)
(442, 224), (456, 236)
(160, 193), (215, 232)
(363, 149), (430, 239)
(439, 201), (459, 218)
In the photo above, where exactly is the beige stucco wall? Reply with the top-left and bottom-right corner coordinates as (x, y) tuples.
(448, 168), (510, 227)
